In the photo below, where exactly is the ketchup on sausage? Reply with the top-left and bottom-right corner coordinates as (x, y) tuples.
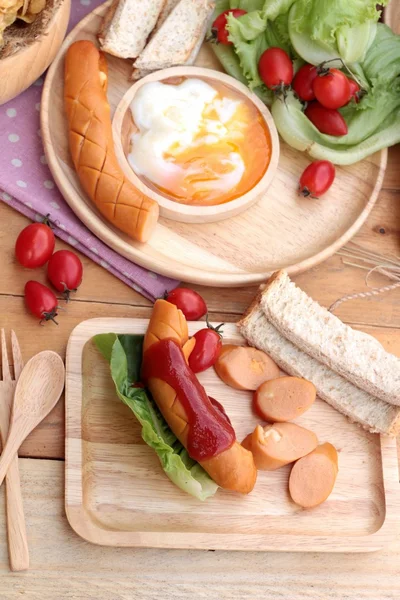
(142, 339), (235, 461)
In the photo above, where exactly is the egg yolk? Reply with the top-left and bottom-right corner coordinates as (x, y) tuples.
(128, 78), (271, 206)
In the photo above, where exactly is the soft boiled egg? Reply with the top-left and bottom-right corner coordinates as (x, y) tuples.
(128, 77), (271, 206)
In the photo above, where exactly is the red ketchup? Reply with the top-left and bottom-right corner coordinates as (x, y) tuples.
(142, 339), (235, 461)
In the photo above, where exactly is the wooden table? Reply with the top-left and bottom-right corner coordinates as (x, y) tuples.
(0, 145), (399, 599)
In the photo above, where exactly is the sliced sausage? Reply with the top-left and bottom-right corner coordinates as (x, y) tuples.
(215, 346), (280, 391)
(289, 442), (338, 508)
(254, 376), (316, 422)
(241, 422), (318, 470)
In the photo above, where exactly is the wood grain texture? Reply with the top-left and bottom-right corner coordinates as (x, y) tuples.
(0, 352), (65, 486)
(1, 457), (400, 599)
(385, 1), (400, 34)
(0, 330), (29, 571)
(0, 0), (71, 106)
(65, 317), (400, 552)
(40, 1), (387, 286)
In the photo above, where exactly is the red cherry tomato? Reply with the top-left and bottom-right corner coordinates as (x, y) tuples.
(211, 9), (247, 45)
(292, 64), (317, 101)
(188, 324), (223, 373)
(15, 222), (55, 268)
(305, 102), (348, 136)
(165, 288), (207, 321)
(347, 78), (361, 104)
(299, 161), (336, 198)
(208, 396), (232, 426)
(24, 281), (59, 324)
(47, 250), (83, 301)
(258, 47), (294, 90)
(312, 68), (351, 109)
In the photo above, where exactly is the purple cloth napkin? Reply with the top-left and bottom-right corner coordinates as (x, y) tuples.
(0, 0), (178, 302)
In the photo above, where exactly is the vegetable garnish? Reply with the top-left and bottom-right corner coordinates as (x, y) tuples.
(94, 333), (218, 501)
(299, 160), (335, 198)
(209, 0), (400, 164)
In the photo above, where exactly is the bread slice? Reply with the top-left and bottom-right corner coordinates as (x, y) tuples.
(98, 0), (166, 59)
(132, 0), (214, 71)
(259, 271), (400, 405)
(152, 0), (180, 33)
(131, 23), (206, 79)
(237, 298), (400, 437)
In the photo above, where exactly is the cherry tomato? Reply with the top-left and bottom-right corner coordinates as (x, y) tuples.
(208, 396), (232, 426)
(165, 288), (207, 321)
(15, 222), (55, 268)
(24, 281), (59, 324)
(258, 47), (293, 90)
(188, 324), (223, 373)
(211, 9), (247, 45)
(305, 102), (348, 136)
(347, 78), (361, 104)
(312, 68), (351, 109)
(299, 161), (336, 198)
(292, 64), (317, 102)
(47, 250), (83, 301)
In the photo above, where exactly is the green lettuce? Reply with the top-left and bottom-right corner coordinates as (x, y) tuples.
(94, 333), (218, 501)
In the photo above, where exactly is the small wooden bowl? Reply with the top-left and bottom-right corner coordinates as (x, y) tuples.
(112, 66), (280, 223)
(0, 0), (71, 106)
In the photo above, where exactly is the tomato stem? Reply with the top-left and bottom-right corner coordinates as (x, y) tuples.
(205, 314), (224, 337)
(41, 213), (53, 228)
(40, 309), (59, 325)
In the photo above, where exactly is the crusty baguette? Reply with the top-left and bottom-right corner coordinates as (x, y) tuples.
(143, 300), (257, 494)
(133, 0), (214, 71)
(259, 271), (400, 405)
(237, 299), (400, 436)
(99, 0), (166, 59)
(64, 41), (159, 243)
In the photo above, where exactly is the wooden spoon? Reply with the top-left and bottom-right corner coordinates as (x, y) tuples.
(0, 351), (65, 486)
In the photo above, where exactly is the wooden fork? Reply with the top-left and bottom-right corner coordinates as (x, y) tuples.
(0, 330), (29, 571)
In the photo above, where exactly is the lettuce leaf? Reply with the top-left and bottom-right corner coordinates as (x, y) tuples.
(288, 0), (386, 66)
(289, 0), (383, 43)
(94, 333), (218, 501)
(271, 90), (400, 164)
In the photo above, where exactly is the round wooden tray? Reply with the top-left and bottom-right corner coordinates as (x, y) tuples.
(41, 1), (387, 287)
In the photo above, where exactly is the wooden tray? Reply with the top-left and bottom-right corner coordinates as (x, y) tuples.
(65, 317), (400, 552)
(41, 2), (387, 287)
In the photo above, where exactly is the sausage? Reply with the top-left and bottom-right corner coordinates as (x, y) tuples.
(64, 40), (159, 243)
(215, 345), (280, 390)
(242, 423), (318, 470)
(143, 300), (257, 494)
(289, 442), (338, 508)
(253, 376), (316, 422)
(182, 337), (196, 363)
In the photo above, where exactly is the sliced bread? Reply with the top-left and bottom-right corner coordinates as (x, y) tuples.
(131, 24), (206, 79)
(152, 0), (180, 34)
(259, 271), (400, 405)
(237, 298), (400, 437)
(98, 0), (166, 59)
(132, 0), (214, 71)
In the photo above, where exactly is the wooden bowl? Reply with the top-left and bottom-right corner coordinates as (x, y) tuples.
(0, 0), (71, 106)
(112, 66), (280, 223)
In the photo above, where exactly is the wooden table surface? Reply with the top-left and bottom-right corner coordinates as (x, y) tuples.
(0, 145), (399, 598)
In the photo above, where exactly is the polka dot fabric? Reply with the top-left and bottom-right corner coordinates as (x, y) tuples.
(0, 0), (178, 301)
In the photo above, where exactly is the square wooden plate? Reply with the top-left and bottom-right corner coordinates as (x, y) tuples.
(65, 318), (400, 551)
